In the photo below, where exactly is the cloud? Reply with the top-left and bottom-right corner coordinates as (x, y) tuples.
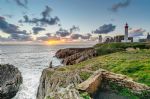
(129, 28), (146, 37)
(55, 25), (80, 37)
(0, 16), (32, 41)
(36, 35), (59, 41)
(14, 0), (28, 8)
(70, 34), (82, 39)
(6, 0), (28, 8)
(56, 28), (70, 37)
(23, 15), (30, 22)
(40, 16), (60, 26)
(10, 33), (32, 41)
(81, 33), (91, 39)
(32, 27), (45, 35)
(0, 16), (25, 34)
(70, 25), (80, 33)
(19, 6), (60, 26)
(3, 14), (13, 18)
(71, 33), (91, 40)
(55, 25), (91, 40)
(93, 24), (116, 34)
(111, 0), (131, 12)
(42, 6), (52, 19)
(46, 33), (52, 37)
(0, 36), (11, 42)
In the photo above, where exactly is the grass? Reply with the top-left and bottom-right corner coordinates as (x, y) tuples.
(80, 92), (91, 99)
(69, 48), (150, 98)
(108, 81), (150, 99)
(79, 72), (93, 81)
(59, 49), (150, 86)
(46, 43), (150, 98)
(94, 42), (150, 55)
(109, 81), (139, 99)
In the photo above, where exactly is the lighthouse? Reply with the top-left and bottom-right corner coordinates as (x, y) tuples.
(122, 23), (131, 42)
(124, 23), (128, 42)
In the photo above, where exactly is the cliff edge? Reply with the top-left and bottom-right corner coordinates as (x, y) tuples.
(37, 43), (150, 99)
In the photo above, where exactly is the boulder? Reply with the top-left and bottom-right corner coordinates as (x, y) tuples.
(0, 64), (23, 99)
(77, 72), (102, 94)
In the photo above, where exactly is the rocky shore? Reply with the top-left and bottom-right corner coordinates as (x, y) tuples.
(37, 44), (150, 99)
(37, 68), (82, 99)
(37, 67), (150, 99)
(0, 64), (22, 99)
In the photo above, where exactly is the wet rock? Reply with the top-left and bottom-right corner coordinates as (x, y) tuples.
(0, 64), (23, 99)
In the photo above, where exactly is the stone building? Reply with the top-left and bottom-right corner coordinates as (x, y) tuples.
(114, 35), (124, 42)
(147, 33), (150, 42)
(114, 35), (133, 42)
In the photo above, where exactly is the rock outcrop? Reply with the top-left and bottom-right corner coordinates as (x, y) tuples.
(37, 68), (82, 99)
(55, 48), (93, 58)
(0, 64), (23, 99)
(55, 48), (97, 65)
(37, 67), (150, 99)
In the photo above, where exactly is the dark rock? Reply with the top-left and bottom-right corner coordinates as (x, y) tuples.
(55, 48), (94, 59)
(0, 64), (23, 99)
(63, 49), (97, 65)
(55, 48), (97, 65)
(49, 61), (53, 68)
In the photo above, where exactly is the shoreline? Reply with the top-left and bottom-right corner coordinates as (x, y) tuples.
(1, 43), (150, 99)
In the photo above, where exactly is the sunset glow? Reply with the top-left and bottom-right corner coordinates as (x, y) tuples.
(45, 39), (66, 45)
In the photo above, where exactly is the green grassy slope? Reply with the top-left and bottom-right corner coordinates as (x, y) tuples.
(45, 43), (150, 99)
(94, 42), (150, 55)
(65, 49), (150, 86)
(58, 43), (150, 86)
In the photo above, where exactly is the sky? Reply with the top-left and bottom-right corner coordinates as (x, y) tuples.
(0, 0), (150, 43)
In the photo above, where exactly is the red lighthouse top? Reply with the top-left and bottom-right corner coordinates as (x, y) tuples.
(125, 23), (128, 28)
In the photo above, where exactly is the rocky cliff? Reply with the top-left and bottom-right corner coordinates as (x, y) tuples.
(37, 67), (150, 99)
(37, 44), (150, 99)
(0, 64), (23, 99)
(55, 48), (97, 65)
(37, 67), (82, 99)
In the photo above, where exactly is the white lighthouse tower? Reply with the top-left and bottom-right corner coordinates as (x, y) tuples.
(122, 23), (131, 42)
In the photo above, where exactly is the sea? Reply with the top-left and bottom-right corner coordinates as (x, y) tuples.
(0, 43), (95, 99)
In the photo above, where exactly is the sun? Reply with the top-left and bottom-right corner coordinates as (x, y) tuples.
(46, 40), (60, 45)
(45, 39), (66, 45)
